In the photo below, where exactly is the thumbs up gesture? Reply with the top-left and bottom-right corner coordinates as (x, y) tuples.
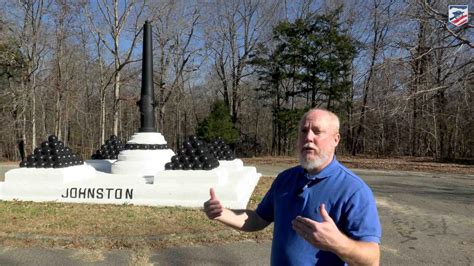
(203, 188), (223, 220)
(291, 203), (344, 252)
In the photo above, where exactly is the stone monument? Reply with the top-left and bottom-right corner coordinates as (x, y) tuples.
(0, 21), (261, 209)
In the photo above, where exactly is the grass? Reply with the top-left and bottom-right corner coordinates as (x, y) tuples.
(0, 176), (275, 250)
(3, 155), (470, 253)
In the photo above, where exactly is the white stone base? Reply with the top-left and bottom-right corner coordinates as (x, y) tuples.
(110, 132), (175, 176)
(0, 159), (261, 209)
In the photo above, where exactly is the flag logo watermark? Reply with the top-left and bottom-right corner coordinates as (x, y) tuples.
(448, 5), (468, 26)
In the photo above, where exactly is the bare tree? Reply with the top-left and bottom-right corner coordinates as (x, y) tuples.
(13, 0), (50, 153)
(205, 0), (281, 125)
(84, 0), (145, 137)
(147, 0), (202, 136)
(351, 0), (393, 155)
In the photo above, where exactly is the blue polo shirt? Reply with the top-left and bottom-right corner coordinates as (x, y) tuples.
(256, 158), (381, 265)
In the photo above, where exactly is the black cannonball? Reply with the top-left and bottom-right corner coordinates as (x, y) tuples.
(183, 162), (193, 170)
(192, 163), (203, 170)
(42, 147), (51, 155)
(192, 141), (203, 149)
(142, 144), (149, 149)
(27, 154), (35, 162)
(48, 135), (58, 142)
(53, 162), (63, 168)
(189, 135), (198, 142)
(179, 155), (189, 163)
(182, 141), (192, 148)
(34, 154), (44, 162)
(171, 155), (180, 163)
(178, 148), (186, 155)
(203, 163), (213, 170)
(173, 163), (183, 170)
(34, 147), (42, 155)
(19, 161), (28, 168)
(45, 161), (54, 168)
(49, 141), (59, 149)
(185, 148), (195, 156)
(27, 161), (35, 168)
(199, 155), (210, 163)
(190, 155), (200, 163)
(50, 149), (59, 156)
(57, 141), (64, 148)
(165, 162), (173, 170)
(41, 141), (49, 149)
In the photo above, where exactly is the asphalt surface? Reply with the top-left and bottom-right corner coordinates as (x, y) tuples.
(0, 164), (473, 265)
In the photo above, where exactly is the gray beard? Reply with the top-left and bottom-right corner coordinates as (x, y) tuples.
(299, 153), (329, 172)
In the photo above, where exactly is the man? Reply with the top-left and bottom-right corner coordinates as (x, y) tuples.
(204, 108), (381, 265)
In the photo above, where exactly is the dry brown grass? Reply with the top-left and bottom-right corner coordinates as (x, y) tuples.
(242, 155), (473, 175)
(0, 177), (275, 250)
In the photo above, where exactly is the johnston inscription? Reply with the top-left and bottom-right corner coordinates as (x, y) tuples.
(61, 187), (133, 199)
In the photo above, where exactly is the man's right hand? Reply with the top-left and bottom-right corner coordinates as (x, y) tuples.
(203, 188), (223, 219)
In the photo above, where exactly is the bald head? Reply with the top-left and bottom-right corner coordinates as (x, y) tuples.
(300, 108), (340, 134)
(297, 108), (341, 174)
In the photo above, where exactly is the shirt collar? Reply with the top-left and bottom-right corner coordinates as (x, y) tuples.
(303, 156), (339, 180)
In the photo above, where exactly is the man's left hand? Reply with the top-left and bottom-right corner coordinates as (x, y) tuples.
(292, 203), (347, 252)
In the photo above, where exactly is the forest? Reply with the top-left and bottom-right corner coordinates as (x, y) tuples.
(0, 0), (472, 162)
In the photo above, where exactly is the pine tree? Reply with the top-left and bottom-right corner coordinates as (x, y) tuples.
(196, 101), (239, 144)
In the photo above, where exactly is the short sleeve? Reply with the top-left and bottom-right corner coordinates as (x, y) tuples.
(342, 185), (382, 243)
(255, 179), (277, 223)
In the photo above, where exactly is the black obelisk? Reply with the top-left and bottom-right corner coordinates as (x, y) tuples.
(138, 21), (156, 132)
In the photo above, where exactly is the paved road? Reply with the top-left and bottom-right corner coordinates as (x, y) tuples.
(0, 165), (472, 265)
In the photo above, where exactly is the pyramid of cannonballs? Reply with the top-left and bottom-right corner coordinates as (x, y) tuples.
(19, 135), (84, 168)
(207, 137), (235, 161)
(91, 135), (125, 160)
(165, 135), (219, 170)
